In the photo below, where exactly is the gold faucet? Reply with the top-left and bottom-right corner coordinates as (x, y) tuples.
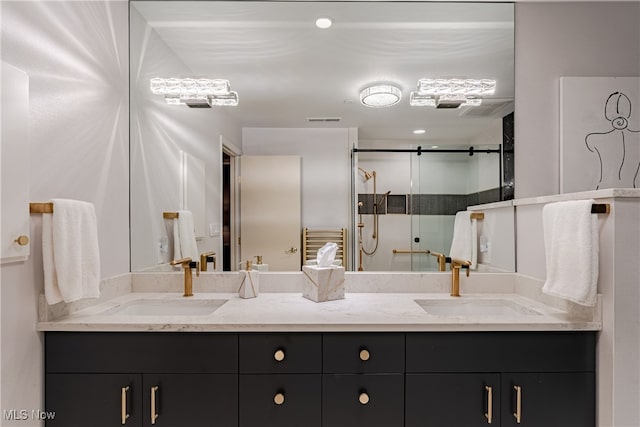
(170, 257), (199, 296)
(200, 251), (217, 271)
(449, 258), (471, 297)
(428, 251), (447, 272)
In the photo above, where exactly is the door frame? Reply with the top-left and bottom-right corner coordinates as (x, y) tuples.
(221, 135), (241, 271)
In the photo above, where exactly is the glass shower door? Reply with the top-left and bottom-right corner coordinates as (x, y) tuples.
(409, 147), (502, 271)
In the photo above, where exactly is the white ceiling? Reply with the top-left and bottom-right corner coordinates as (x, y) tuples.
(133, 1), (514, 144)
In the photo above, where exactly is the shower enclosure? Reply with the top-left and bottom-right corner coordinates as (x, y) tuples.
(352, 145), (503, 272)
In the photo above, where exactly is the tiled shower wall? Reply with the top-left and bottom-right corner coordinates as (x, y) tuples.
(358, 187), (502, 216)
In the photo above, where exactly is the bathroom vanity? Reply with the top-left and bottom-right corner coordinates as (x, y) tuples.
(44, 331), (595, 427)
(39, 285), (599, 427)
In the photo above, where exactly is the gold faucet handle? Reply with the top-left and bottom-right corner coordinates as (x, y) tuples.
(170, 257), (192, 267)
(450, 258), (472, 276)
(428, 251), (447, 271)
(200, 251), (216, 271)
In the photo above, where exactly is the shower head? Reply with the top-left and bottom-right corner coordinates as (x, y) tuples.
(358, 167), (374, 181)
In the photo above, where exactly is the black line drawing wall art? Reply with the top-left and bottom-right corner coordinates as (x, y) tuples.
(560, 77), (640, 193)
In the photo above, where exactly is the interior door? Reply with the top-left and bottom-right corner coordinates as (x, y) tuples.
(240, 156), (301, 271)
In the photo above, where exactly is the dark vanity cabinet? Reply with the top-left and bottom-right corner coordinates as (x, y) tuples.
(45, 331), (595, 427)
(45, 333), (238, 427)
(405, 332), (596, 427)
(322, 333), (405, 427)
(238, 333), (322, 427)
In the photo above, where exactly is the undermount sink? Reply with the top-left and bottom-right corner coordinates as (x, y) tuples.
(105, 299), (228, 316)
(415, 298), (542, 317)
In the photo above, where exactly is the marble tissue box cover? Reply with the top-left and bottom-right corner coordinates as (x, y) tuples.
(238, 270), (259, 299)
(302, 265), (345, 303)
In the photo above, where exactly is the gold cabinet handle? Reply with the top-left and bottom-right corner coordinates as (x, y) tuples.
(484, 385), (493, 424)
(274, 392), (285, 405)
(274, 349), (285, 362)
(359, 391), (370, 405)
(513, 385), (522, 424)
(121, 386), (130, 425)
(14, 235), (29, 246)
(151, 386), (159, 425)
(359, 348), (370, 361)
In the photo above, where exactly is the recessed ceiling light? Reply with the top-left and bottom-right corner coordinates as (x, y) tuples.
(431, 145), (439, 149)
(315, 17), (333, 29)
(413, 129), (426, 135)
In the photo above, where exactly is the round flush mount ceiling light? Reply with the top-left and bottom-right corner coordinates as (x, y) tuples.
(413, 129), (426, 135)
(315, 16), (333, 29)
(360, 84), (402, 108)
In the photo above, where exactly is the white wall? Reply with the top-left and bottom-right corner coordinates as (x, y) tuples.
(129, 6), (242, 271)
(514, 1), (640, 278)
(514, 2), (640, 199)
(242, 128), (352, 230)
(0, 1), (129, 424)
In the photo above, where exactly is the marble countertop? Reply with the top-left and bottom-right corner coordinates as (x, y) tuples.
(37, 290), (601, 332)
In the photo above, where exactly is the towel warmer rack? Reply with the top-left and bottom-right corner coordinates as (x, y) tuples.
(302, 228), (347, 269)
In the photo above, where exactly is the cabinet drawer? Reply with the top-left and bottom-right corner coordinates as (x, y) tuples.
(45, 332), (238, 373)
(322, 374), (404, 427)
(239, 374), (321, 427)
(323, 333), (404, 373)
(406, 332), (596, 373)
(239, 333), (321, 373)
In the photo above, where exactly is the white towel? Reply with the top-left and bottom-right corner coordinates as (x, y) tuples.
(42, 199), (101, 304)
(542, 199), (599, 306)
(449, 211), (478, 269)
(172, 210), (198, 260)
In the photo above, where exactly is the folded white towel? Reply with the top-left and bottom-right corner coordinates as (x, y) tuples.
(449, 211), (478, 269)
(172, 210), (198, 260)
(42, 199), (101, 304)
(542, 199), (599, 306)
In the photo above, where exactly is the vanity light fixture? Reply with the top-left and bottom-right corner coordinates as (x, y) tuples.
(360, 84), (402, 108)
(150, 78), (239, 107)
(409, 78), (495, 108)
(315, 16), (333, 29)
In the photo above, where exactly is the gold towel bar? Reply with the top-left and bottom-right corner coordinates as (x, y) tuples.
(470, 212), (484, 220)
(30, 202), (54, 214)
(592, 204), (610, 214)
(163, 212), (179, 219)
(392, 249), (431, 254)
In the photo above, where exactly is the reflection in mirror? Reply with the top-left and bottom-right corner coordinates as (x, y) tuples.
(129, 1), (515, 273)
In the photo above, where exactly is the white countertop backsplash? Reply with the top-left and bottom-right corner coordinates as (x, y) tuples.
(37, 272), (601, 332)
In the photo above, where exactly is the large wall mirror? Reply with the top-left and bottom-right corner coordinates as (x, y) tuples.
(130, 1), (515, 273)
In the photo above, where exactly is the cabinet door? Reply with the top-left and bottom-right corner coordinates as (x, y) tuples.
(142, 374), (237, 427)
(406, 373), (500, 427)
(239, 374), (321, 427)
(45, 373), (142, 427)
(323, 374), (404, 427)
(501, 373), (595, 427)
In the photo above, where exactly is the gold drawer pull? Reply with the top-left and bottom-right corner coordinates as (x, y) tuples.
(274, 349), (285, 362)
(274, 392), (285, 405)
(359, 348), (370, 361)
(484, 385), (493, 424)
(151, 386), (159, 424)
(513, 385), (522, 424)
(359, 391), (370, 405)
(121, 386), (130, 425)
(14, 235), (29, 246)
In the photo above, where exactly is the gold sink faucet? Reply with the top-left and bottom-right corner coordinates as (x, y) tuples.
(428, 251), (447, 272)
(450, 258), (471, 297)
(170, 257), (199, 297)
(200, 251), (217, 271)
